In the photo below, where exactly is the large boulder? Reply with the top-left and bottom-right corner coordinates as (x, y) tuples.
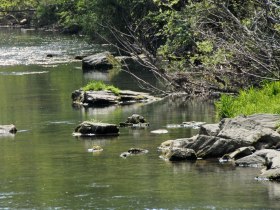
(82, 52), (113, 71)
(73, 121), (119, 136)
(217, 115), (280, 149)
(159, 114), (280, 159)
(0, 124), (17, 135)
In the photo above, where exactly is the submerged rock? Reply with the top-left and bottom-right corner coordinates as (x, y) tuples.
(88, 145), (103, 152)
(151, 129), (168, 134)
(0, 124), (17, 135)
(166, 121), (205, 129)
(120, 148), (149, 158)
(73, 121), (119, 136)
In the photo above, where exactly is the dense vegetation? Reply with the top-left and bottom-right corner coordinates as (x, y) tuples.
(1, 0), (280, 97)
(215, 81), (280, 118)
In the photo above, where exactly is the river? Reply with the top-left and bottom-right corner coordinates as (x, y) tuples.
(0, 28), (279, 209)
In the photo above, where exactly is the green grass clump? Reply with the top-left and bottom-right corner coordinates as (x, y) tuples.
(215, 81), (280, 119)
(82, 81), (120, 95)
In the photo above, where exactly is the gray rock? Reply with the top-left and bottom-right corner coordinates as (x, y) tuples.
(235, 149), (278, 167)
(218, 115), (280, 149)
(120, 114), (149, 128)
(235, 149), (280, 180)
(74, 121), (119, 136)
(159, 114), (280, 159)
(246, 114), (280, 129)
(126, 114), (146, 124)
(161, 148), (197, 161)
(199, 123), (220, 136)
(120, 148), (148, 158)
(0, 124), (17, 135)
(82, 52), (113, 71)
(219, 146), (255, 162)
(72, 89), (159, 107)
(190, 135), (246, 158)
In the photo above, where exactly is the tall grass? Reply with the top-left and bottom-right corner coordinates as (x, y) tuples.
(215, 81), (280, 119)
(82, 81), (120, 95)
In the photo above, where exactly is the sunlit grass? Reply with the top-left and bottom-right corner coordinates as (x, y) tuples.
(82, 80), (120, 95)
(215, 81), (280, 119)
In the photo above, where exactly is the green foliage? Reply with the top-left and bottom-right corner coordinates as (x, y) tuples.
(215, 82), (280, 119)
(82, 81), (120, 95)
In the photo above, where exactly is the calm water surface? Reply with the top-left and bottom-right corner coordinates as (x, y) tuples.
(0, 28), (279, 209)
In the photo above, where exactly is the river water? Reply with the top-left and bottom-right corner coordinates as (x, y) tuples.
(0, 28), (279, 209)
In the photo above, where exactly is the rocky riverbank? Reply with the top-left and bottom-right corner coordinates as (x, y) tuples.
(159, 114), (280, 181)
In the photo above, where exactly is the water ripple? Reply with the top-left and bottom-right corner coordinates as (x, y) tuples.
(0, 71), (48, 76)
(0, 29), (100, 66)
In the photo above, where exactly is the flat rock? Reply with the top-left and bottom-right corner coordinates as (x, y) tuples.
(72, 90), (159, 107)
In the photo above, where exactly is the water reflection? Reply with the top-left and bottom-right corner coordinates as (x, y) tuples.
(83, 71), (110, 81)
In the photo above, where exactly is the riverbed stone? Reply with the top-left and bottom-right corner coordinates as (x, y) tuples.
(162, 148), (197, 161)
(217, 115), (280, 149)
(199, 123), (220, 136)
(160, 114), (280, 159)
(219, 146), (256, 162)
(120, 114), (149, 127)
(74, 121), (119, 136)
(82, 51), (113, 71)
(120, 148), (149, 158)
(72, 89), (159, 107)
(0, 124), (17, 134)
(235, 149), (277, 167)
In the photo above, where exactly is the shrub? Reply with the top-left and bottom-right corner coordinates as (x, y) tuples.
(82, 81), (120, 95)
(215, 81), (280, 119)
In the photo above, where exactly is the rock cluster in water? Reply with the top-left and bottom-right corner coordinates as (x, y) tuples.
(159, 114), (280, 181)
(73, 114), (149, 137)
